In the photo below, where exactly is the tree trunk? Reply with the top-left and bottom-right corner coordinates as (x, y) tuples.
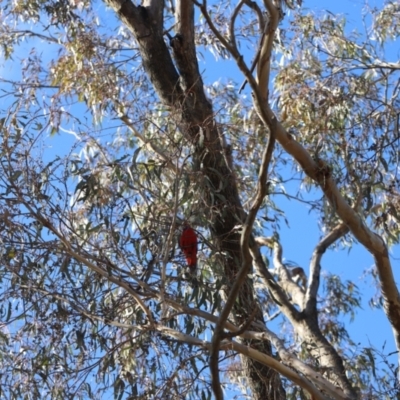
(105, 1), (285, 398)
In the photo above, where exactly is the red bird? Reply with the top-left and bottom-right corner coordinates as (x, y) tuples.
(179, 225), (198, 269)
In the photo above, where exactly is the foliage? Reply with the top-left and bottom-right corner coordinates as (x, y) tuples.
(0, 1), (399, 399)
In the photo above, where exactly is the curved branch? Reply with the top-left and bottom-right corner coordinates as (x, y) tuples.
(229, 0), (246, 49)
(194, 0), (260, 94)
(305, 223), (349, 315)
(256, 0), (280, 96)
(238, 1), (269, 93)
(244, 0), (266, 31)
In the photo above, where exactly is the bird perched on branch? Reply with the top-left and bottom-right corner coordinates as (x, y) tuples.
(179, 225), (198, 269)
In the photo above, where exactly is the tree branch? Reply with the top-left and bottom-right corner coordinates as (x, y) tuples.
(193, 0), (260, 95)
(230, 341), (330, 400)
(250, 238), (301, 319)
(229, 0), (246, 50)
(250, 327), (346, 400)
(163, 295), (346, 399)
(256, 236), (305, 307)
(252, 236), (356, 397)
(105, 0), (181, 105)
(256, 0), (280, 96)
(172, 0), (205, 95)
(305, 223), (349, 315)
(262, 113), (400, 366)
(156, 324), (329, 400)
(229, 2), (400, 382)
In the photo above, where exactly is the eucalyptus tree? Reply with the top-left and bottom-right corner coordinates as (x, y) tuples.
(0, 0), (399, 399)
